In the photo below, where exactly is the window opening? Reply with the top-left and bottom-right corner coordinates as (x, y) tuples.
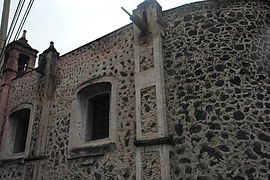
(86, 93), (110, 141)
(17, 54), (30, 77)
(77, 82), (111, 142)
(9, 109), (30, 153)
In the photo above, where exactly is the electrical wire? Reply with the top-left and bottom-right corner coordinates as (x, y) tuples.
(0, 0), (25, 69)
(6, 0), (26, 44)
(0, 0), (35, 76)
(5, 0), (24, 43)
(14, 0), (35, 40)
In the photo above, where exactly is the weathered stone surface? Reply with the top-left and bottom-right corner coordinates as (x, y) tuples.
(140, 85), (158, 136)
(164, 0), (270, 179)
(141, 151), (161, 180)
(1, 0), (270, 179)
(1, 25), (136, 180)
(139, 33), (154, 72)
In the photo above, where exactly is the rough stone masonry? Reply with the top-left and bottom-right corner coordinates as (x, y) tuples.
(0, 0), (269, 179)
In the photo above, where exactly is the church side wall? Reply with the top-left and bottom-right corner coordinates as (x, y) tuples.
(164, 0), (270, 179)
(40, 25), (136, 179)
(0, 72), (39, 180)
(0, 24), (136, 180)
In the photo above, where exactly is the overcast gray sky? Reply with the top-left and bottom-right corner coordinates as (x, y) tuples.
(1, 0), (204, 55)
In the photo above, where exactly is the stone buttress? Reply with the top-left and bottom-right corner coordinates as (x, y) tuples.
(132, 0), (171, 179)
(32, 42), (59, 180)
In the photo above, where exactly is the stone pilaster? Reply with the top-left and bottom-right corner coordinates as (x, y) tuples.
(36, 41), (59, 156)
(133, 1), (171, 179)
(33, 42), (59, 180)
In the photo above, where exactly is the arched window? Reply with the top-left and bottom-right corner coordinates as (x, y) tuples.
(69, 78), (117, 157)
(8, 108), (30, 153)
(77, 82), (111, 141)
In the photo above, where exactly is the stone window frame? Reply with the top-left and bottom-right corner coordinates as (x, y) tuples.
(0, 103), (35, 160)
(68, 76), (117, 157)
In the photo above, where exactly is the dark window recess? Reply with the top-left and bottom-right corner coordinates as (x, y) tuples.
(9, 109), (30, 153)
(17, 54), (30, 77)
(86, 94), (110, 141)
(78, 82), (111, 142)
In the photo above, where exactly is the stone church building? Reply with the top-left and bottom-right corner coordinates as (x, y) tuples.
(0, 0), (270, 179)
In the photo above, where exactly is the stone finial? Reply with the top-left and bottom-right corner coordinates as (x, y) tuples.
(49, 41), (54, 49)
(22, 30), (27, 39)
(17, 30), (29, 44)
(38, 41), (59, 75)
(43, 41), (59, 54)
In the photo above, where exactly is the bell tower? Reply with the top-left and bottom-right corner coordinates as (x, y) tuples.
(0, 30), (38, 149)
(2, 30), (38, 82)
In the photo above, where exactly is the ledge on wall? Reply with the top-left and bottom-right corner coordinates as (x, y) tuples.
(0, 155), (46, 167)
(134, 136), (175, 147)
(68, 141), (116, 160)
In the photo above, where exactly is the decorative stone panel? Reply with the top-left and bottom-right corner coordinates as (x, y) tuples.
(0, 164), (24, 180)
(141, 151), (161, 180)
(139, 33), (154, 72)
(140, 85), (158, 136)
(24, 163), (34, 179)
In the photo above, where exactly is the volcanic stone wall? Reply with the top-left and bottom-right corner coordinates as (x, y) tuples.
(8, 73), (38, 111)
(164, 0), (270, 179)
(38, 24), (136, 179)
(0, 71), (39, 180)
(1, 0), (270, 179)
(0, 24), (135, 179)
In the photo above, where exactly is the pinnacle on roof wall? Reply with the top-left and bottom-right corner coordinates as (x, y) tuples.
(7, 30), (38, 54)
(137, 0), (157, 8)
(43, 41), (59, 55)
(17, 30), (29, 45)
(22, 30), (27, 39)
